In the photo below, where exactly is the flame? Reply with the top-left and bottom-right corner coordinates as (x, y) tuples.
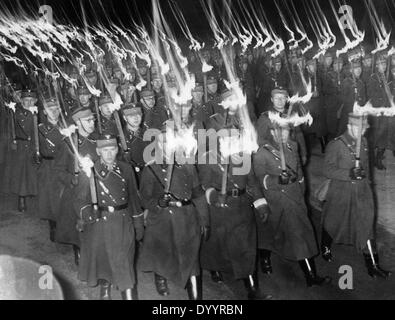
(163, 122), (198, 160)
(268, 111), (313, 127)
(353, 100), (395, 117)
(79, 156), (94, 178)
(288, 79), (313, 105)
(5, 102), (16, 113)
(219, 80), (247, 111)
(202, 60), (213, 73)
(387, 47), (395, 57)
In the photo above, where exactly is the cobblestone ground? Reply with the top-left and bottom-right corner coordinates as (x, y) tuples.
(1, 143), (395, 300)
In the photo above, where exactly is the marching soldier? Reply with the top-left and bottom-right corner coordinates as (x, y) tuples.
(367, 53), (394, 170)
(199, 89), (272, 300)
(76, 86), (94, 110)
(338, 60), (367, 136)
(74, 134), (144, 300)
(120, 103), (149, 183)
(256, 87), (307, 166)
(37, 95), (64, 241)
(55, 107), (98, 265)
(2, 87), (40, 212)
(361, 52), (373, 84)
(139, 89), (169, 131)
(139, 129), (210, 300)
(256, 56), (289, 116)
(252, 118), (331, 287)
(321, 113), (391, 278)
(98, 94), (118, 136)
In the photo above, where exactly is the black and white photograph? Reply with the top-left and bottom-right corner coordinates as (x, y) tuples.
(0, 0), (394, 305)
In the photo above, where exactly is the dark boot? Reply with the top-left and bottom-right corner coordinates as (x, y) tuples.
(121, 288), (133, 300)
(299, 258), (332, 287)
(18, 196), (26, 213)
(363, 253), (392, 279)
(154, 273), (170, 296)
(259, 249), (272, 274)
(186, 275), (202, 300)
(321, 228), (333, 262)
(99, 280), (111, 300)
(210, 270), (224, 284)
(73, 245), (80, 266)
(375, 148), (386, 170)
(49, 221), (56, 243)
(243, 274), (273, 300)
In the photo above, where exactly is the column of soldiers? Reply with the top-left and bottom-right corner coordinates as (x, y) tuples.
(0, 42), (394, 300)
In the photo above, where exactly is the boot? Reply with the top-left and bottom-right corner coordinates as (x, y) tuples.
(49, 221), (56, 243)
(363, 241), (392, 279)
(321, 228), (333, 262)
(18, 196), (26, 213)
(243, 273), (273, 300)
(210, 270), (224, 284)
(186, 275), (202, 300)
(375, 148), (386, 170)
(73, 245), (80, 266)
(99, 280), (111, 300)
(121, 288), (133, 300)
(299, 258), (332, 287)
(154, 273), (170, 296)
(259, 249), (272, 274)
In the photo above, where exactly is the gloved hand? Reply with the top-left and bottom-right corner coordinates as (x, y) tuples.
(158, 193), (171, 208)
(215, 193), (228, 208)
(11, 141), (17, 151)
(32, 152), (42, 165)
(256, 205), (270, 224)
(201, 226), (211, 241)
(278, 170), (297, 185)
(350, 166), (366, 180)
(71, 174), (79, 186)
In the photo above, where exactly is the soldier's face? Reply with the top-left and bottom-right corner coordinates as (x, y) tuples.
(363, 57), (372, 68)
(125, 113), (142, 128)
(79, 94), (91, 106)
(114, 70), (123, 80)
(192, 91), (203, 104)
(127, 70), (136, 82)
(334, 62), (343, 72)
(307, 63), (316, 74)
(142, 96), (155, 109)
(377, 62), (387, 74)
(100, 103), (113, 118)
(97, 146), (118, 165)
(152, 78), (163, 91)
(44, 106), (61, 122)
(271, 93), (287, 111)
(324, 57), (333, 68)
(207, 83), (218, 94)
(21, 97), (37, 109)
(352, 66), (362, 78)
(79, 117), (95, 134)
(87, 74), (98, 86)
(138, 66), (148, 76)
(274, 62), (282, 73)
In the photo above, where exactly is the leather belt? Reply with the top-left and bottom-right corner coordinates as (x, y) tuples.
(98, 203), (128, 213)
(217, 188), (246, 197)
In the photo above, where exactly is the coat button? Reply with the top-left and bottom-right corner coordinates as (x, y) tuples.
(102, 200), (106, 203)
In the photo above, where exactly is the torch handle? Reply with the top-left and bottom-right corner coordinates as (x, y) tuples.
(114, 111), (128, 151)
(89, 167), (98, 210)
(355, 115), (364, 168)
(147, 69), (152, 91)
(10, 110), (16, 143)
(95, 98), (102, 135)
(278, 140), (287, 171)
(133, 91), (138, 104)
(203, 73), (208, 103)
(32, 112), (40, 155)
(73, 132), (79, 174)
(221, 163), (229, 195)
(164, 163), (174, 194)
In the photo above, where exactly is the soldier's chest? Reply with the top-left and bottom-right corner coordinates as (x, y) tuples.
(95, 167), (129, 205)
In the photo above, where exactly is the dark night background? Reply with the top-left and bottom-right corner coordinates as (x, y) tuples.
(0, 0), (393, 46)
